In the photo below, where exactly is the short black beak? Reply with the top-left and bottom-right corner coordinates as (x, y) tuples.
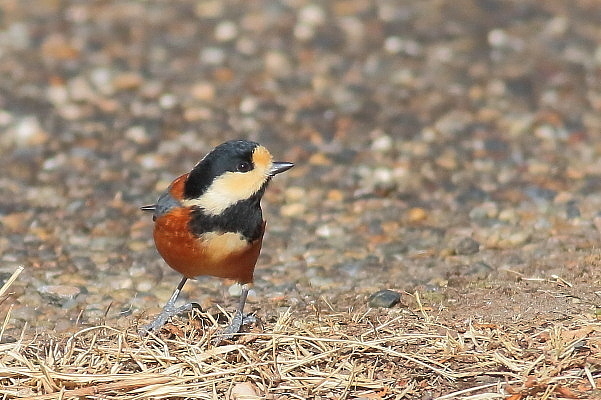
(269, 161), (294, 176)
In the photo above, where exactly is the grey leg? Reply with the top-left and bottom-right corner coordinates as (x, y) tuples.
(215, 284), (256, 342)
(139, 276), (196, 335)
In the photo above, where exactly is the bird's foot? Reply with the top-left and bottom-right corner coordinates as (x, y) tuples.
(212, 311), (256, 344)
(139, 302), (201, 336)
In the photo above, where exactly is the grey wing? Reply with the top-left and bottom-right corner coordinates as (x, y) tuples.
(140, 189), (182, 221)
(153, 191), (182, 218)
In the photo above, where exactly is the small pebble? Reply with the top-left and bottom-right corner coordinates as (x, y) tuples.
(315, 224), (343, 238)
(453, 237), (480, 255)
(68, 76), (95, 101)
(368, 289), (401, 308)
(371, 134), (393, 152)
(308, 153), (331, 166)
(326, 189), (344, 202)
(200, 47), (226, 65)
(41, 33), (78, 60)
(239, 96), (258, 114)
(8, 116), (49, 147)
(112, 72), (143, 90)
(214, 20), (238, 42)
(469, 202), (499, 220)
(159, 94), (177, 109)
(506, 231), (531, 246)
(191, 82), (215, 101)
(498, 208), (519, 223)
(38, 285), (83, 308)
(407, 207), (428, 223)
(284, 186), (306, 202)
(565, 200), (580, 219)
(456, 187), (489, 204)
(280, 203), (305, 217)
(524, 186), (557, 203)
(128, 241), (148, 252)
(228, 283), (257, 302)
(298, 4), (325, 26)
(125, 126), (150, 145)
(308, 275), (335, 289)
(229, 382), (260, 400)
(264, 51), (292, 76)
(135, 280), (154, 292)
(466, 261), (493, 279)
(0, 212), (31, 232)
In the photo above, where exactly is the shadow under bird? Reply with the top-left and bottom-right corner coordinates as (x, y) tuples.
(139, 139), (294, 338)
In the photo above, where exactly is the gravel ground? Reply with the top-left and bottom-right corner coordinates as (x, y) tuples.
(1, 1), (601, 340)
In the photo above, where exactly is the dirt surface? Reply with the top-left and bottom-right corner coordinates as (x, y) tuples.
(1, 1), (601, 398)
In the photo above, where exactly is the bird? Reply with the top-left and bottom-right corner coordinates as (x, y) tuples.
(138, 139), (294, 338)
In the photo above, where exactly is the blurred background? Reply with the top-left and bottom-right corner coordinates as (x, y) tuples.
(1, 1), (600, 337)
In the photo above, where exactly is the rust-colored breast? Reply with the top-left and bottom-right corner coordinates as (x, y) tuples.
(168, 173), (188, 200)
(153, 208), (264, 284)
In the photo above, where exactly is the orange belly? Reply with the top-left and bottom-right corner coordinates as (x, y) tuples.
(153, 208), (264, 283)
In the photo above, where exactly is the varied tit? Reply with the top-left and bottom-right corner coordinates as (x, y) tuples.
(139, 139), (294, 338)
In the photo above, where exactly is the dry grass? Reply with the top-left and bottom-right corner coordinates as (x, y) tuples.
(1, 268), (600, 399)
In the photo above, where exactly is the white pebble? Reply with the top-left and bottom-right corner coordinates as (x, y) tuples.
(229, 382), (260, 399)
(159, 94), (177, 109)
(373, 167), (394, 184)
(264, 51), (292, 76)
(200, 47), (226, 65)
(294, 23), (314, 40)
(125, 126), (149, 144)
(299, 4), (325, 26)
(90, 67), (114, 95)
(46, 85), (68, 105)
(0, 109), (12, 126)
(239, 96), (258, 114)
(13, 116), (48, 146)
(214, 20), (238, 42)
(371, 134), (393, 152)
(384, 36), (404, 54)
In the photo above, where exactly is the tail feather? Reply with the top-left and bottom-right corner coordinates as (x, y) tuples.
(140, 204), (157, 213)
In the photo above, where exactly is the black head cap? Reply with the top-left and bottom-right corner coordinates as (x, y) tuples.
(184, 140), (259, 199)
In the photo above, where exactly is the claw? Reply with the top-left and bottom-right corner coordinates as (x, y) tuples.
(212, 285), (254, 344)
(139, 302), (195, 336)
(139, 276), (192, 336)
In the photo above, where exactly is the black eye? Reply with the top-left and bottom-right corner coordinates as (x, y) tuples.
(236, 161), (252, 172)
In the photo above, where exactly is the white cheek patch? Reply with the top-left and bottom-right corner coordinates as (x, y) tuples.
(182, 145), (274, 215)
